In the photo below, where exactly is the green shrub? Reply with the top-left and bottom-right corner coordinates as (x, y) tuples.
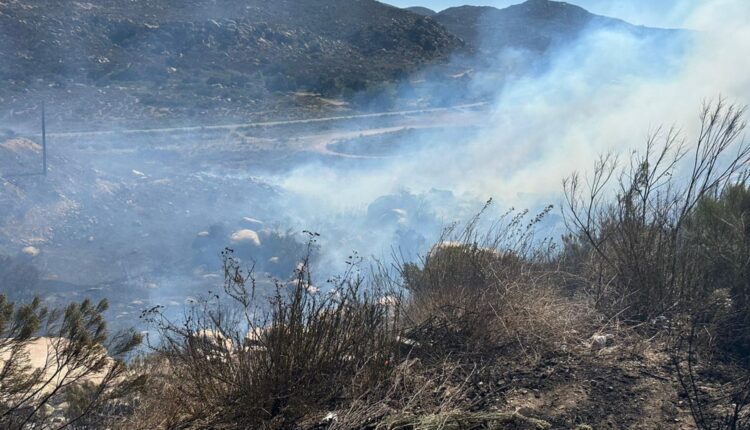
(689, 183), (750, 363)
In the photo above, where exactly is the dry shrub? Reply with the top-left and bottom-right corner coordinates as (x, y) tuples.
(129, 205), (594, 429)
(400, 204), (592, 364)
(328, 356), (553, 429)
(328, 205), (595, 427)
(689, 183), (750, 364)
(564, 100), (750, 430)
(563, 100), (749, 322)
(382, 411), (551, 430)
(327, 358), (479, 429)
(672, 310), (750, 430)
(137, 237), (403, 429)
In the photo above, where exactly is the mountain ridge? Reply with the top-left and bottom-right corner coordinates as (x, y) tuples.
(429, 0), (681, 53)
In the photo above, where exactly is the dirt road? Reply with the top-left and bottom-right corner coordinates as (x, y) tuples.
(39, 102), (489, 139)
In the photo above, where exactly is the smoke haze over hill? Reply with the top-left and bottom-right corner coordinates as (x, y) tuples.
(271, 0), (749, 278)
(390, 0), (699, 28)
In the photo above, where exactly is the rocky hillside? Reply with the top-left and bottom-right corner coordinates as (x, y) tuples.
(0, 0), (461, 126)
(0, 0), (684, 127)
(431, 0), (680, 53)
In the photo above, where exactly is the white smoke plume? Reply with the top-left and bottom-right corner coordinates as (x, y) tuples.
(280, 0), (749, 224)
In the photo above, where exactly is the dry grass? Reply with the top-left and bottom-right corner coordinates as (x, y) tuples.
(123, 207), (598, 429)
(399, 206), (595, 364)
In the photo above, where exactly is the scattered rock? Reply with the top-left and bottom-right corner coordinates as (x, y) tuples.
(22, 245), (40, 257)
(230, 229), (261, 246)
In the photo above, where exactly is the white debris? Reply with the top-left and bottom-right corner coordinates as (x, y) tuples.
(378, 295), (400, 307)
(322, 412), (337, 423)
(268, 256), (280, 264)
(590, 334), (615, 349)
(287, 280), (318, 295)
(197, 231), (210, 237)
(41, 404), (55, 417)
(246, 326), (273, 344)
(242, 217), (264, 226)
(396, 336), (420, 347)
(230, 229), (261, 246)
(22, 246), (40, 257)
(131, 169), (146, 177)
(194, 330), (233, 352)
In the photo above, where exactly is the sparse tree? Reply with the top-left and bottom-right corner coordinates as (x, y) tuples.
(0, 295), (143, 430)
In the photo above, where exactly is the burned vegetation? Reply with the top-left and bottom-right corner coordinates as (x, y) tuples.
(2, 102), (749, 429)
(0, 0), (747, 428)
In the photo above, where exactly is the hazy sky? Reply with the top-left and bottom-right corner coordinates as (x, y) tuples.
(383, 0), (699, 28)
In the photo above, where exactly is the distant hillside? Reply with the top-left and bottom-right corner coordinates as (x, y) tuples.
(432, 0), (680, 53)
(0, 0), (462, 125)
(406, 6), (437, 17)
(0, 0), (685, 126)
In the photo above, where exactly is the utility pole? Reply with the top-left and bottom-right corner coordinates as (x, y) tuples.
(41, 102), (47, 176)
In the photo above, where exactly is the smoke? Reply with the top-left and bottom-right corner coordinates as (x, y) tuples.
(538, 0), (700, 28)
(269, 0), (749, 273)
(330, 5), (745, 196)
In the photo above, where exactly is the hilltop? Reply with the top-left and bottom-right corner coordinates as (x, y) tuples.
(431, 0), (680, 53)
(406, 6), (437, 16)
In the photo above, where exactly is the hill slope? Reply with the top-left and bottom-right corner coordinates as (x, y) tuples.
(0, 0), (685, 126)
(0, 0), (461, 125)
